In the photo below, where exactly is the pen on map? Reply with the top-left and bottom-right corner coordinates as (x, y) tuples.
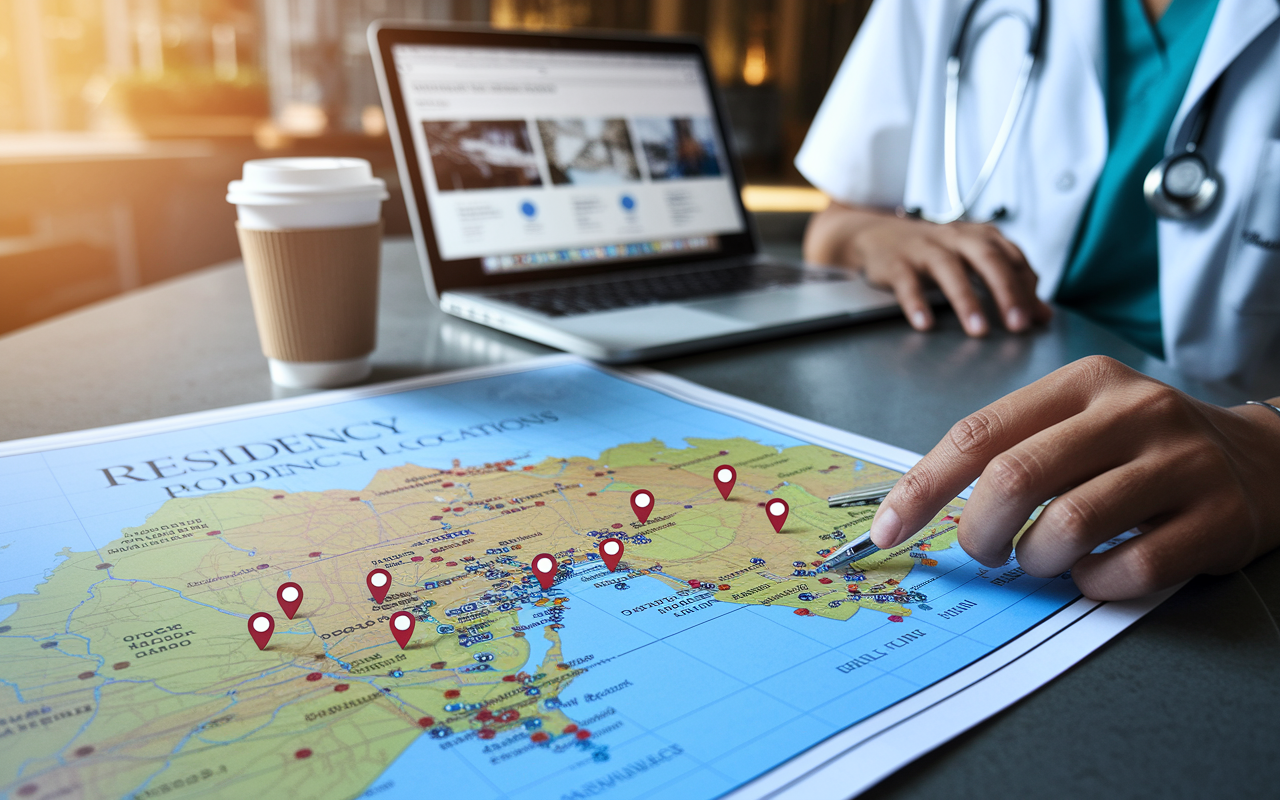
(820, 531), (882, 571)
(827, 479), (899, 508)
(821, 479), (899, 570)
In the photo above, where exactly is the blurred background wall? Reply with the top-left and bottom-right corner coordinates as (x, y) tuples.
(0, 0), (871, 335)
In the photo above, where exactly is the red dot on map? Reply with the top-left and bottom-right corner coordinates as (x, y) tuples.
(563, 724), (579, 734)
(446, 561), (457, 567)
(765, 499), (790, 532)
(430, 556), (443, 562)
(442, 481), (454, 487)
(476, 710), (493, 722)
(453, 507), (465, 512)
(611, 523), (623, 529)
(513, 631), (526, 638)
(74, 745), (94, 757)
(366, 568), (392, 604)
(587, 492), (597, 497)
(309, 551), (321, 558)
(502, 675), (516, 682)
(273, 495), (284, 499)
(575, 729), (591, 740)
(295, 748), (312, 759)
(78, 671), (95, 680)
(444, 689), (461, 699)
(532, 554), (558, 591)
(411, 556), (424, 562)
(206, 529), (222, 536)
(334, 684), (349, 692)
(794, 608), (811, 616)
(594, 471), (604, 477)
(432, 661), (447, 669)
(688, 579), (701, 588)
(256, 564), (269, 570)
(478, 728), (496, 740)
(277, 582), (304, 620)
(531, 732), (549, 743)
(629, 490), (654, 523)
(888, 615), (904, 622)
(848, 586), (860, 593)
(113, 662), (129, 670)
(95, 562), (112, 569)
(599, 538), (624, 572)
(819, 577), (833, 584)
(306, 672), (322, 681)
(713, 465), (737, 500)
(418, 716), (435, 728)
(349, 497), (360, 501)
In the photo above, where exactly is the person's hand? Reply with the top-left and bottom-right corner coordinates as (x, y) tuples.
(803, 202), (1052, 335)
(866, 356), (1280, 600)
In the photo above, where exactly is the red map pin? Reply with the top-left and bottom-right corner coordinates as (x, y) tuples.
(248, 612), (275, 650)
(766, 498), (789, 532)
(276, 582), (303, 619)
(599, 538), (624, 572)
(366, 568), (391, 604)
(389, 611), (416, 649)
(713, 465), (737, 500)
(532, 553), (558, 591)
(630, 489), (654, 524)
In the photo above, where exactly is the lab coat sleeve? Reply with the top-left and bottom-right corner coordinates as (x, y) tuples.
(794, 0), (929, 208)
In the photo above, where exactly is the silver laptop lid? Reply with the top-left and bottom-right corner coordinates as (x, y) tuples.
(370, 25), (758, 300)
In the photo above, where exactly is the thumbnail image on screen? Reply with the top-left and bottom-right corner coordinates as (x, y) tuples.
(634, 117), (723, 180)
(422, 120), (543, 192)
(535, 118), (641, 186)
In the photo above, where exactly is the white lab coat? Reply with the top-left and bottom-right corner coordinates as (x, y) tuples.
(796, 0), (1280, 385)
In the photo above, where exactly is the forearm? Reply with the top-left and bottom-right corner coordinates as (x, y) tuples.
(801, 201), (898, 267)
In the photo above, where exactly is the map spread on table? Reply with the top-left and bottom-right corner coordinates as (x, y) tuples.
(0, 362), (1081, 800)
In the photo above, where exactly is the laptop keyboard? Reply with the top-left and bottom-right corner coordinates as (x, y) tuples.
(489, 262), (844, 317)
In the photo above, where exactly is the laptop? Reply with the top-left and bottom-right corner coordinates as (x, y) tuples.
(369, 23), (897, 363)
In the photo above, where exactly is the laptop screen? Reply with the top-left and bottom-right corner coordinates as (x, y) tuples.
(389, 43), (747, 277)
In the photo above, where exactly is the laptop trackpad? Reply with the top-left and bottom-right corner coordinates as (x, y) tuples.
(688, 282), (894, 324)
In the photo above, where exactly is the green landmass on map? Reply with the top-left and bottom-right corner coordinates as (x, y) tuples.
(0, 437), (960, 799)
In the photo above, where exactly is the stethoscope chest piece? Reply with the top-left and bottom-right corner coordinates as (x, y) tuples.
(1144, 151), (1220, 220)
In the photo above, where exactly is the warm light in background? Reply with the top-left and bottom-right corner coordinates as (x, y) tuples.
(741, 185), (829, 213)
(742, 41), (768, 86)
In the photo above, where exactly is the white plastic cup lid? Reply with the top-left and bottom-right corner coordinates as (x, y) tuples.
(228, 158), (388, 206)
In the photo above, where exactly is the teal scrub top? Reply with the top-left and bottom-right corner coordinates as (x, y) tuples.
(1054, 0), (1219, 357)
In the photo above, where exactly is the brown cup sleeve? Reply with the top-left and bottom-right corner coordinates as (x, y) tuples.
(236, 221), (382, 362)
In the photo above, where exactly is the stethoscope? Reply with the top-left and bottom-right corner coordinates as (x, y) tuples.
(907, 0), (1222, 224)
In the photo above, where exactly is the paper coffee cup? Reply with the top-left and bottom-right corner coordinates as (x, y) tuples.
(227, 158), (388, 388)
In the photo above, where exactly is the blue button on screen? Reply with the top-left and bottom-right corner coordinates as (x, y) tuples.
(520, 201), (537, 218)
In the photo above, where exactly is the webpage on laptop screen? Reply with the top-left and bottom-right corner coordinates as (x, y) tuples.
(392, 44), (747, 273)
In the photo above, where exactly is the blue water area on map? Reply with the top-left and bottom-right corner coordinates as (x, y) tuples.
(373, 541), (1082, 800)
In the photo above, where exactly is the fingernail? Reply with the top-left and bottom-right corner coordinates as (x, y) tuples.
(966, 312), (987, 335)
(1006, 307), (1026, 331)
(869, 504), (905, 548)
(910, 310), (929, 330)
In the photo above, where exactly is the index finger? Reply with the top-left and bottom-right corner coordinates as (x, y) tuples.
(868, 357), (1123, 548)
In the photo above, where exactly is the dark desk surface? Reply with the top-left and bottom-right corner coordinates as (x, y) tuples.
(2, 238), (1277, 799)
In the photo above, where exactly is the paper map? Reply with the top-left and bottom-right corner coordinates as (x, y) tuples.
(0, 358), (1166, 800)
